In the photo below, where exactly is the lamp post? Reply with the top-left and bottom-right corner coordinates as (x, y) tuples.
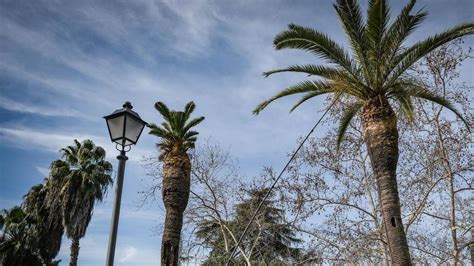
(104, 102), (147, 266)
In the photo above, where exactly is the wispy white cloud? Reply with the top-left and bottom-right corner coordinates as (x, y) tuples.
(0, 127), (103, 153)
(0, 127), (152, 162)
(119, 246), (138, 263)
(0, 96), (86, 118)
(57, 234), (160, 266)
(35, 166), (50, 177)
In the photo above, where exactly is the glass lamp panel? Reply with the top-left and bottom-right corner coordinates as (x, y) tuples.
(125, 115), (145, 143)
(123, 139), (133, 146)
(107, 116), (125, 142)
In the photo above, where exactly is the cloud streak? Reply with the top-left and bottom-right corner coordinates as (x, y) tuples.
(0, 127), (152, 162)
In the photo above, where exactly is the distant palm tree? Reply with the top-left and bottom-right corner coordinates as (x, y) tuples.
(148, 101), (204, 265)
(58, 139), (113, 266)
(254, 0), (473, 264)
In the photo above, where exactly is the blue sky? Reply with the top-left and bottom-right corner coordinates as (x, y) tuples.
(0, 0), (473, 265)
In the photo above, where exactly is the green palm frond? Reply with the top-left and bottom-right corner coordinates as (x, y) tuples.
(391, 89), (415, 123)
(149, 101), (205, 158)
(263, 64), (361, 86)
(366, 0), (390, 51)
(289, 91), (333, 112)
(148, 126), (172, 139)
(154, 102), (172, 121)
(387, 23), (474, 86)
(274, 23), (357, 75)
(263, 64), (343, 78)
(253, 80), (333, 114)
(334, 0), (370, 82)
(183, 130), (199, 139)
(336, 101), (363, 149)
(184, 117), (205, 133)
(161, 121), (173, 133)
(380, 2), (427, 81)
(184, 101), (196, 121)
(366, 0), (390, 88)
(402, 86), (470, 131)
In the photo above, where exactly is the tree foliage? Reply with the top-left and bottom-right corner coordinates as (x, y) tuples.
(197, 188), (302, 265)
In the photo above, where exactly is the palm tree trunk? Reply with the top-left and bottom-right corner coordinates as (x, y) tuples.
(69, 237), (80, 266)
(470, 228), (474, 266)
(362, 97), (411, 265)
(161, 150), (191, 266)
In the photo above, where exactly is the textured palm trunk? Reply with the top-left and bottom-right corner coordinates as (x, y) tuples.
(161, 150), (191, 266)
(69, 237), (80, 266)
(40, 219), (63, 265)
(470, 228), (474, 266)
(362, 97), (411, 265)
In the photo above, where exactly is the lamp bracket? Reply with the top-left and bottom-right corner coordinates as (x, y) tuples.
(116, 143), (131, 153)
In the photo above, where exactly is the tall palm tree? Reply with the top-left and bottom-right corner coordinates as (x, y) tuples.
(253, 0), (473, 264)
(148, 101), (204, 265)
(59, 139), (113, 266)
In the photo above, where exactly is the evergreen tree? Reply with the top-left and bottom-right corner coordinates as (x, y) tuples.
(197, 188), (301, 264)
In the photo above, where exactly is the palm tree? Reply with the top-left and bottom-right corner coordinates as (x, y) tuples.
(148, 101), (204, 265)
(23, 183), (63, 265)
(253, 0), (473, 264)
(58, 139), (113, 266)
(0, 206), (43, 265)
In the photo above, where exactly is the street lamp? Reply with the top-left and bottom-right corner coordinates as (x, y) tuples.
(104, 101), (147, 266)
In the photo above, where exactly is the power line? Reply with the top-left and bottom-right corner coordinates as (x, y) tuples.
(225, 95), (340, 265)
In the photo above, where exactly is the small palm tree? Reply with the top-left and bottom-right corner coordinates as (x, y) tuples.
(254, 0), (473, 264)
(148, 101), (204, 266)
(58, 139), (113, 266)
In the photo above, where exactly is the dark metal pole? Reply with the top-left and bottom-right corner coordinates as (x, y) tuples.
(106, 150), (128, 266)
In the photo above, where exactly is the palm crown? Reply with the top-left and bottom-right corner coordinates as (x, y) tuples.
(148, 101), (205, 160)
(58, 139), (113, 238)
(254, 0), (472, 147)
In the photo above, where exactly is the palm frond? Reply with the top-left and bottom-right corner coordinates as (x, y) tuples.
(289, 91), (331, 113)
(149, 126), (172, 139)
(154, 102), (172, 121)
(366, 0), (390, 88)
(263, 64), (345, 79)
(184, 130), (199, 140)
(253, 80), (332, 114)
(334, 0), (370, 82)
(390, 88), (415, 122)
(380, 2), (427, 81)
(336, 101), (362, 149)
(184, 101), (196, 121)
(403, 85), (470, 130)
(366, 0), (390, 50)
(387, 23), (474, 86)
(273, 24), (357, 75)
(183, 116), (205, 133)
